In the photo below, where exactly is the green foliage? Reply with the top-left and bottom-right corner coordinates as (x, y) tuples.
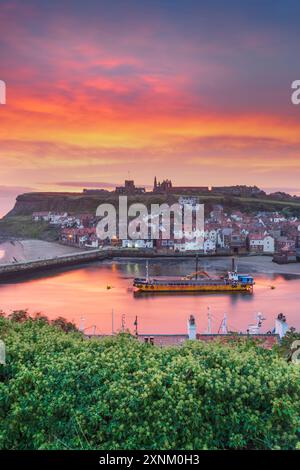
(51, 316), (78, 333)
(6, 191), (300, 223)
(8, 309), (30, 323)
(0, 318), (299, 450)
(0, 216), (59, 241)
(3, 310), (77, 332)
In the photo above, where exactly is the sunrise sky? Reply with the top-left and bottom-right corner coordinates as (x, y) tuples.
(0, 0), (299, 216)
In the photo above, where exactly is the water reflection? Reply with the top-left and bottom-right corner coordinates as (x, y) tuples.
(0, 258), (299, 335)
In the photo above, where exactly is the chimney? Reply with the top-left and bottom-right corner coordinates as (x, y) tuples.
(188, 315), (196, 340)
(275, 313), (288, 339)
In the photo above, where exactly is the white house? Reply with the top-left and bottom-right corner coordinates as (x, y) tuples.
(49, 212), (68, 225)
(32, 211), (51, 222)
(249, 234), (275, 253)
(178, 196), (199, 207)
(122, 239), (153, 249)
(208, 229), (217, 242)
(84, 239), (99, 248)
(203, 239), (216, 253)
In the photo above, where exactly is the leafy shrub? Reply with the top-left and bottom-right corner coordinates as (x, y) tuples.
(0, 317), (299, 450)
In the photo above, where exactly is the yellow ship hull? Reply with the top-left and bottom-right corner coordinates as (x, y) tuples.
(134, 283), (253, 293)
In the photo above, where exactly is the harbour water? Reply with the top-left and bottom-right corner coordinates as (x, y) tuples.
(0, 256), (299, 335)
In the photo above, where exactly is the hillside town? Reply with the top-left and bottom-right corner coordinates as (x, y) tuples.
(31, 180), (300, 264)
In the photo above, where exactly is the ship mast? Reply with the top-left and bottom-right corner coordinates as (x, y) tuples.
(207, 306), (212, 334)
(247, 312), (266, 334)
(221, 313), (228, 334)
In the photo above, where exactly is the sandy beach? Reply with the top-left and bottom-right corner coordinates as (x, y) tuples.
(202, 255), (300, 276)
(0, 240), (83, 264)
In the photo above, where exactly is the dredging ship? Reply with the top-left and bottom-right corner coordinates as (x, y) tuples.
(133, 258), (254, 293)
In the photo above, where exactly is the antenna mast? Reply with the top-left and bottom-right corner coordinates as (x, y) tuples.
(111, 309), (114, 335)
(79, 316), (85, 332)
(121, 314), (126, 332)
(221, 313), (227, 334)
(134, 316), (138, 337)
(207, 306), (212, 334)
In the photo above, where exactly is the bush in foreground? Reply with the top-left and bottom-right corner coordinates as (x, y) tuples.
(0, 317), (299, 450)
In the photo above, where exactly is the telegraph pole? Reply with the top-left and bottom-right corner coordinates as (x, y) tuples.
(134, 316), (138, 337)
(207, 306), (212, 334)
(79, 316), (85, 332)
(111, 309), (114, 335)
(121, 314), (126, 332)
(222, 313), (228, 334)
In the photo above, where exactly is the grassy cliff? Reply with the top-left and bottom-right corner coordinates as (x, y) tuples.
(2, 190), (300, 241)
(0, 216), (59, 241)
(6, 192), (177, 217)
(7, 191), (300, 219)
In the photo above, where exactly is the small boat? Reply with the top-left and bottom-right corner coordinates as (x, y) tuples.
(133, 257), (255, 294)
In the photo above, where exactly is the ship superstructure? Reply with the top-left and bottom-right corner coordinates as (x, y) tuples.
(133, 258), (254, 293)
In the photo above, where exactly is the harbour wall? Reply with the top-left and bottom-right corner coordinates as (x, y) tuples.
(0, 249), (109, 280)
(0, 248), (248, 281)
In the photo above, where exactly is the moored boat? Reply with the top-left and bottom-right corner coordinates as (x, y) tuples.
(133, 258), (254, 293)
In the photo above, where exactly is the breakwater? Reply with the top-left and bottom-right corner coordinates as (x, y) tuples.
(0, 249), (110, 280)
(0, 248), (236, 281)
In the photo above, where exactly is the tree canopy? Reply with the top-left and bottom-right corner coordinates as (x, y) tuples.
(0, 316), (299, 450)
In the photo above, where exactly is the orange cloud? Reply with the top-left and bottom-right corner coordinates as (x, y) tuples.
(0, 0), (300, 216)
